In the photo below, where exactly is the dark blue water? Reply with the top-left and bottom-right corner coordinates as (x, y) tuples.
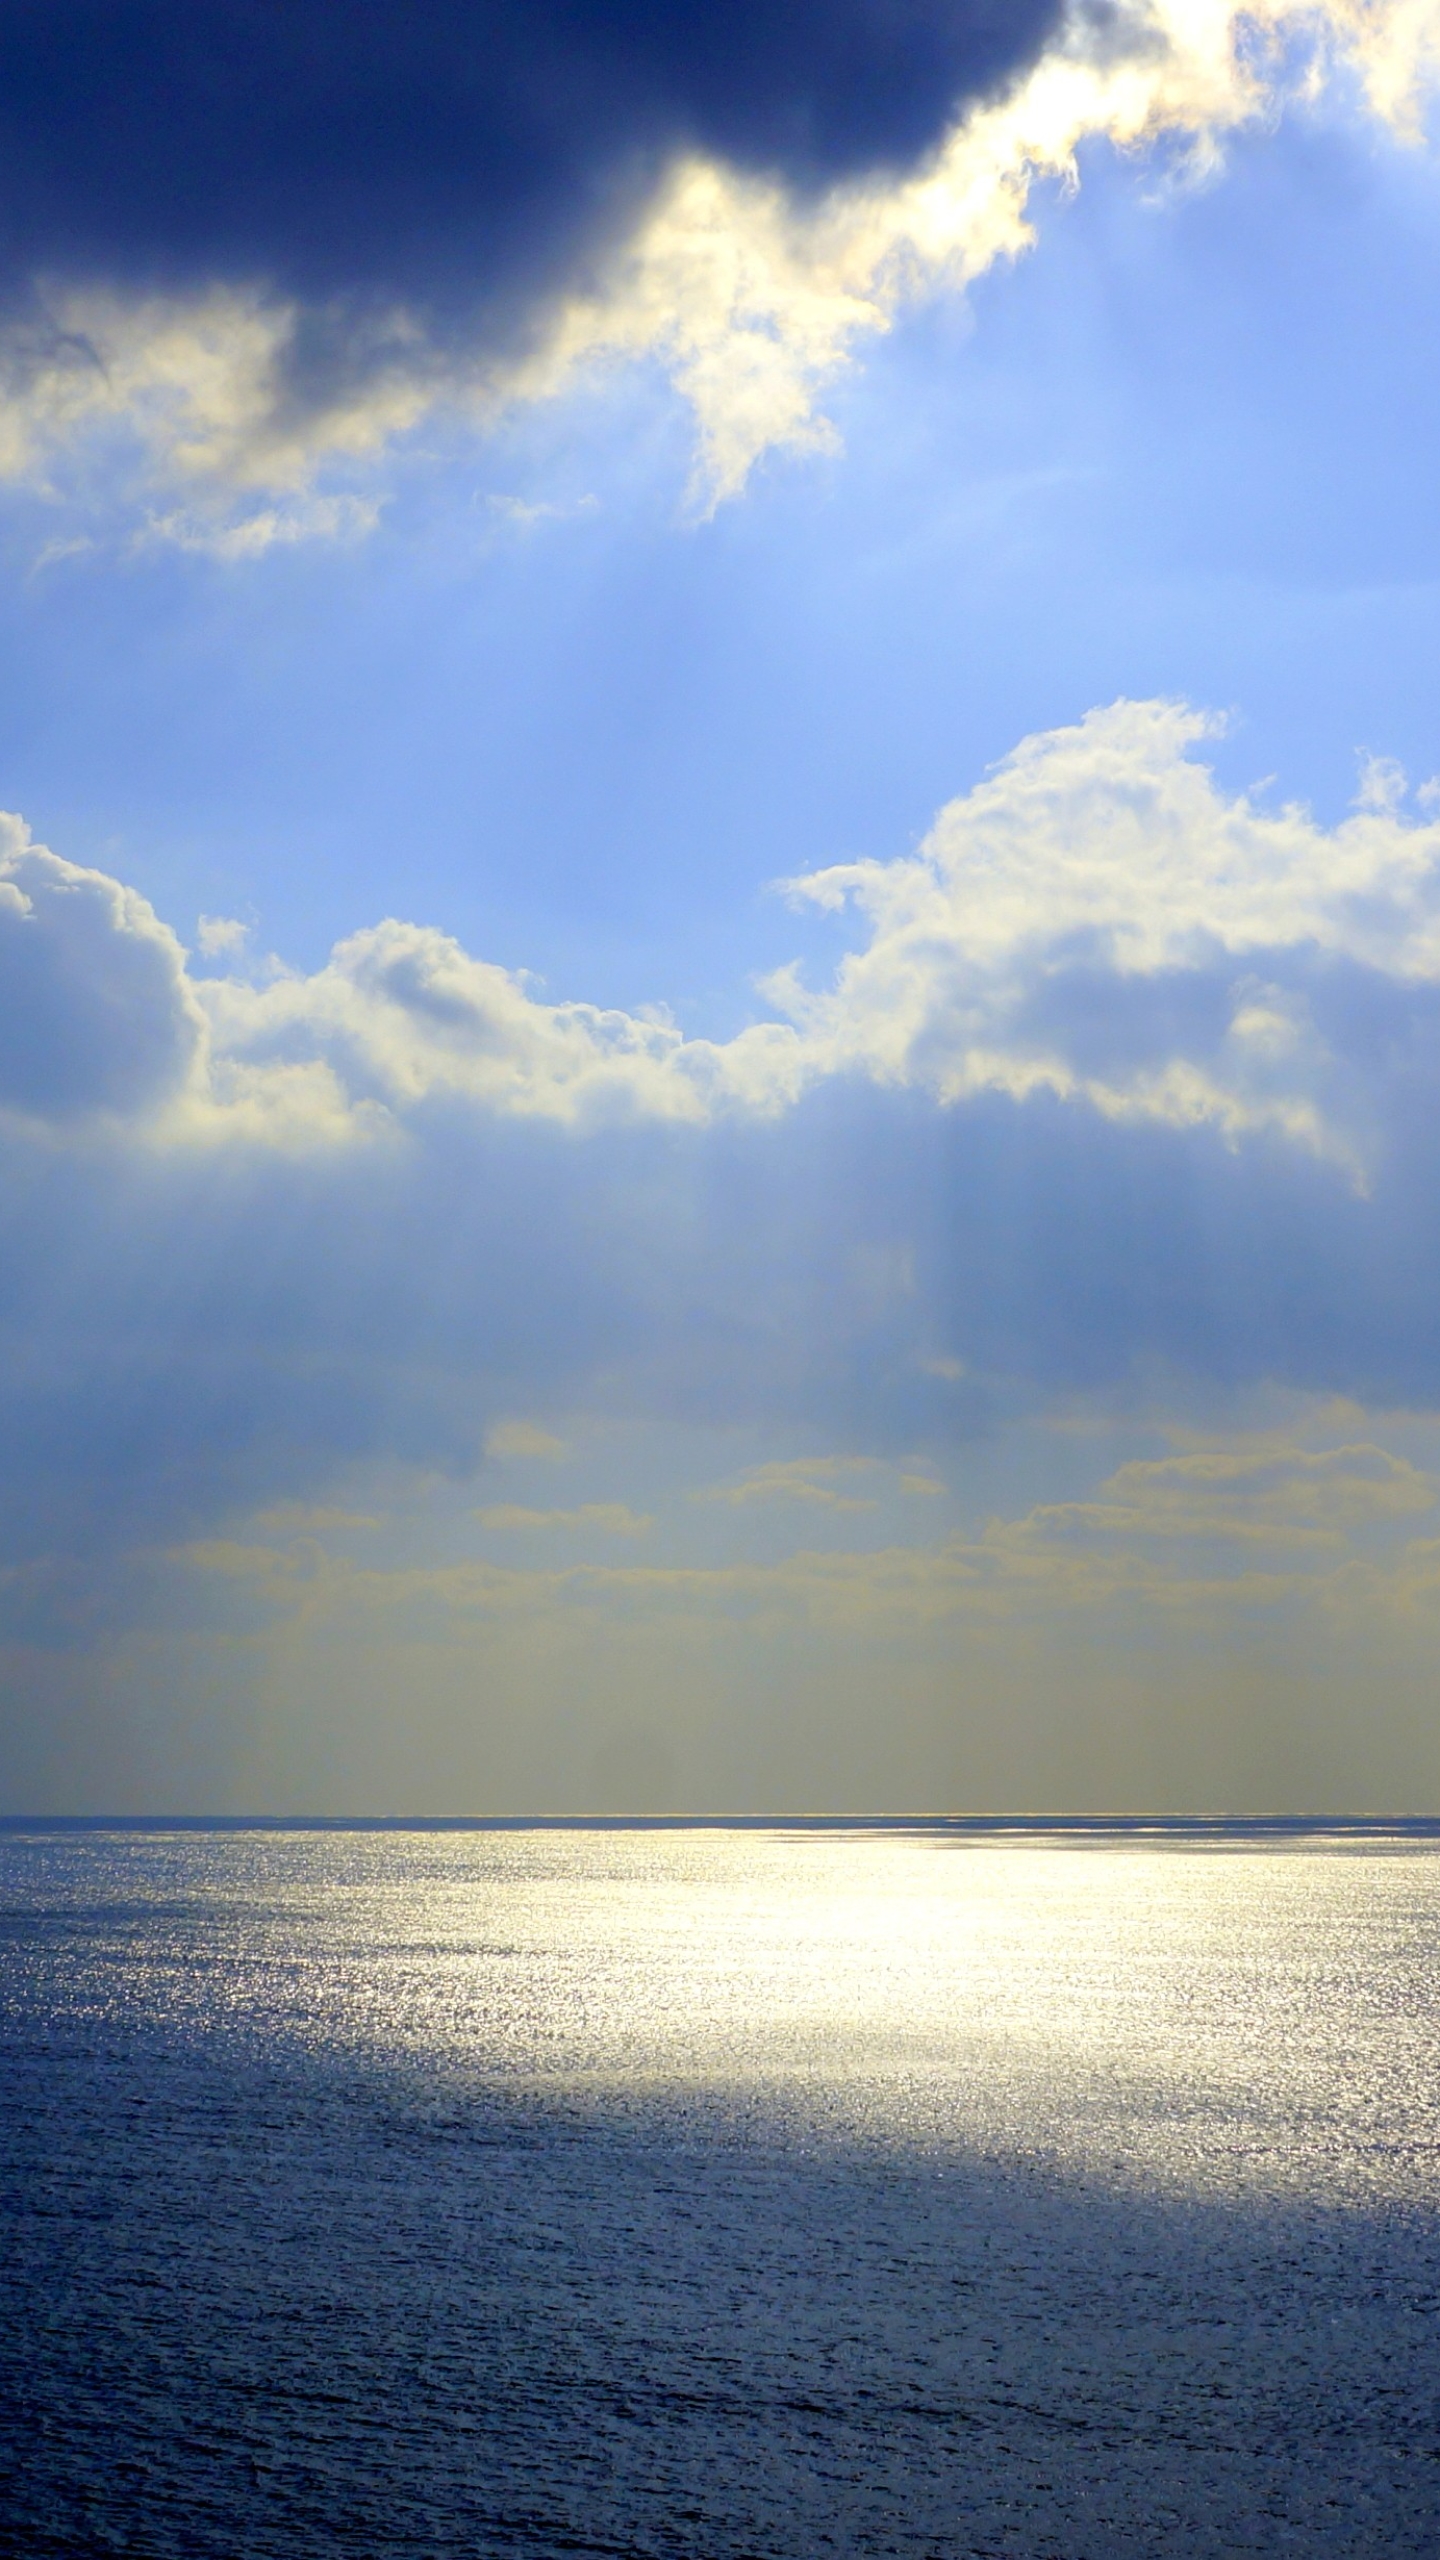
(2, 1823), (1438, 2555)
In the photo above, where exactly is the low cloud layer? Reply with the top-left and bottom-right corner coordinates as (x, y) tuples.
(13, 1399), (1440, 1812)
(2, 0), (1438, 537)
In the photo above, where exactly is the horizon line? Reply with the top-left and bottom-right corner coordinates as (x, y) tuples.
(4, 1812), (1440, 1834)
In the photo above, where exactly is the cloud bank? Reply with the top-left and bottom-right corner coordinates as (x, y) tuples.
(3, 698), (1440, 1599)
(10, 698), (1437, 1173)
(2, 0), (1438, 538)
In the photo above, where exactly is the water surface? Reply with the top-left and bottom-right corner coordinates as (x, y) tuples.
(2, 1822), (1437, 2553)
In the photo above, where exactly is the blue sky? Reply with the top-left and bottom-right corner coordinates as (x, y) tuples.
(5, 0), (1440, 1813)
(10, 98), (1440, 999)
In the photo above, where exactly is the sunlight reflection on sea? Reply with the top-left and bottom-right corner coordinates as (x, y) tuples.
(9, 1822), (1439, 2199)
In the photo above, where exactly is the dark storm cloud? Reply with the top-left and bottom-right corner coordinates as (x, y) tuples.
(0, 0), (1063, 314)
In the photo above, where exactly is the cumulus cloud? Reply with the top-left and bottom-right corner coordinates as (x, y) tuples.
(0, 814), (204, 1126)
(187, 699), (1440, 1172)
(195, 917), (768, 1132)
(1, 0), (1438, 538)
(9, 698), (1440, 1171)
(769, 697), (1440, 1169)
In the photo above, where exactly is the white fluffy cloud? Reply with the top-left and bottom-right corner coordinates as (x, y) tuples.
(3, 0), (1439, 544)
(767, 698), (1440, 1167)
(8, 697), (1440, 1166)
(196, 918), (805, 1135)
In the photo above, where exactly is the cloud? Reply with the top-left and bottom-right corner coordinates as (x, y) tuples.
(194, 916), (766, 1132)
(1010, 1442), (1437, 1548)
(165, 1426), (1440, 1639)
(0, 813), (204, 1126)
(140, 493), (383, 560)
(0, 0), (1061, 306)
(786, 701), (1440, 980)
(10, 697), (1440, 1175)
(173, 700), (1440, 1170)
(0, 0), (1055, 536)
(701, 1453), (949, 1507)
(474, 1503), (653, 1535)
(703, 1457), (881, 1510)
(0, 1), (1437, 535)
(484, 1420), (569, 1460)
(769, 697), (1440, 1170)
(21, 1403), (1440, 1811)
(251, 1504), (381, 1535)
(486, 492), (599, 533)
(194, 915), (250, 962)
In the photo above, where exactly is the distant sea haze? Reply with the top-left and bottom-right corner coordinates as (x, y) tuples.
(2, 1821), (1437, 2556)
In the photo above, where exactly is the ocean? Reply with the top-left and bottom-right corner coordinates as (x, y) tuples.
(1, 1820), (1437, 2556)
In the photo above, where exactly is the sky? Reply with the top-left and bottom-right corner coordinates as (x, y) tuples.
(5, 0), (1440, 1814)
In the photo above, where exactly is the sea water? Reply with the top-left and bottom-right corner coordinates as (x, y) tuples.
(1, 1820), (1437, 2555)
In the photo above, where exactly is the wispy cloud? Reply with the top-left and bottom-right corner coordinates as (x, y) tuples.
(485, 492), (599, 533)
(168, 1429), (1440, 1640)
(251, 1503), (382, 1534)
(195, 915), (251, 962)
(483, 1421), (569, 1460)
(1008, 1443), (1436, 1550)
(474, 1502), (653, 1535)
(701, 1457), (881, 1510)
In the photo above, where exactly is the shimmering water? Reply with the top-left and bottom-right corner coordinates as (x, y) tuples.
(2, 1822), (1438, 2555)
